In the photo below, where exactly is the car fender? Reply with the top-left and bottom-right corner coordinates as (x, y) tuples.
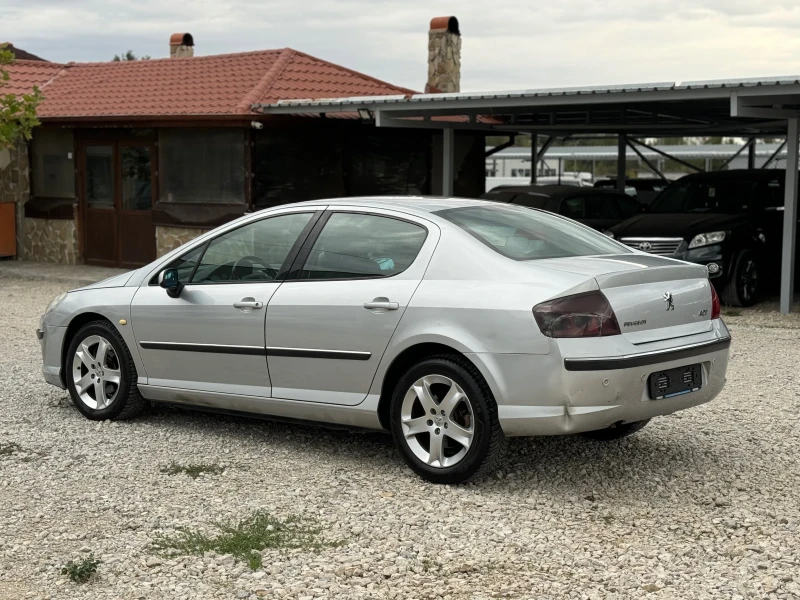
(47, 287), (147, 382)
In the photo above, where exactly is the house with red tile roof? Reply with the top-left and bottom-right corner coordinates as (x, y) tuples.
(1, 26), (482, 266)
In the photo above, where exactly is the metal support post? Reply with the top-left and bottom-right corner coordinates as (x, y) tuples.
(748, 139), (756, 169)
(780, 118), (799, 314)
(442, 128), (455, 197)
(531, 134), (538, 184)
(617, 134), (627, 192)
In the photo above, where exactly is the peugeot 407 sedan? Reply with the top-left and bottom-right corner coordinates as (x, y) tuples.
(38, 198), (731, 484)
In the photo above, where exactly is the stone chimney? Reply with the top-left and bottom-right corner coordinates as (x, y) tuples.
(426, 16), (461, 93)
(169, 33), (194, 58)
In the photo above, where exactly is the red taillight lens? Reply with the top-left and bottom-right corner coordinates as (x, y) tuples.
(533, 290), (621, 338)
(710, 283), (720, 319)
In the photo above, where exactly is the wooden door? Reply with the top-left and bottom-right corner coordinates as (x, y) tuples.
(118, 143), (156, 267)
(81, 143), (117, 266)
(79, 141), (156, 267)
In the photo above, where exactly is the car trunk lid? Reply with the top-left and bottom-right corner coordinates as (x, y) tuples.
(535, 254), (713, 344)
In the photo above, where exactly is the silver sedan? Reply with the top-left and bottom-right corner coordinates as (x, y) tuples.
(38, 198), (731, 484)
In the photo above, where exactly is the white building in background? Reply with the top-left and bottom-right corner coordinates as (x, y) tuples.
(485, 142), (789, 191)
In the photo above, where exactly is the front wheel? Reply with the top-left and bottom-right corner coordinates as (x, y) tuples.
(390, 355), (507, 484)
(65, 320), (146, 421)
(720, 249), (759, 307)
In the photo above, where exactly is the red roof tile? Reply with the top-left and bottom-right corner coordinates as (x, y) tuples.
(2, 60), (64, 96)
(4, 48), (414, 119)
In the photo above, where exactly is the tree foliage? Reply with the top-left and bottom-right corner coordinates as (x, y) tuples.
(0, 44), (42, 149)
(113, 50), (151, 61)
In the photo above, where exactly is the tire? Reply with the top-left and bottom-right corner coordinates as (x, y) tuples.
(720, 249), (759, 307)
(64, 320), (146, 421)
(580, 419), (650, 441)
(389, 354), (507, 484)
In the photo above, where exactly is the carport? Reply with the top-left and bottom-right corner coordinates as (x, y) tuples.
(256, 77), (800, 314)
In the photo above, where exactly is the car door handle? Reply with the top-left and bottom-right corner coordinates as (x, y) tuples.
(363, 299), (399, 311)
(233, 299), (263, 309)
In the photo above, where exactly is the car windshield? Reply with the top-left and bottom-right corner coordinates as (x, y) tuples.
(650, 178), (753, 214)
(436, 204), (629, 261)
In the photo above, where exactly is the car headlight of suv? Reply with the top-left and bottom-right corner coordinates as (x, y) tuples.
(688, 231), (726, 249)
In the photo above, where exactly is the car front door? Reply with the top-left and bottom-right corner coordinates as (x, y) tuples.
(265, 208), (439, 405)
(130, 209), (319, 397)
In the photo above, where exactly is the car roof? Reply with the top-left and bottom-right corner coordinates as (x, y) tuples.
(594, 179), (668, 189)
(676, 169), (788, 182)
(265, 196), (491, 217)
(488, 184), (623, 198)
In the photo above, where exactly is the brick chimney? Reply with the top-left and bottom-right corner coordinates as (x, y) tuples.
(426, 17), (461, 93)
(169, 33), (194, 58)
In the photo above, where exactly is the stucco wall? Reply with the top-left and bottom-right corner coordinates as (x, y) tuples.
(156, 225), (208, 258)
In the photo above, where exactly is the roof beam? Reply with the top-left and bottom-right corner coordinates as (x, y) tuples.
(731, 91), (800, 118)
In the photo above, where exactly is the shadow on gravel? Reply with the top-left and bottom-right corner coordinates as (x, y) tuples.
(128, 404), (743, 501)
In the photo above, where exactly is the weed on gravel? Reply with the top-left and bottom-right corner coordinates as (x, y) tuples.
(61, 553), (100, 583)
(151, 511), (341, 570)
(160, 461), (224, 478)
(0, 442), (22, 456)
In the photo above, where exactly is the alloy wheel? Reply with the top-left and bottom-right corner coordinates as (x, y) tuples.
(71, 335), (122, 410)
(400, 375), (475, 468)
(740, 259), (758, 302)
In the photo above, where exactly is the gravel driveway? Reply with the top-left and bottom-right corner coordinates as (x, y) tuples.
(1, 273), (799, 600)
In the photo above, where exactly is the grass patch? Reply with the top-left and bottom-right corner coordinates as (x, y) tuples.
(160, 461), (224, 479)
(151, 511), (340, 570)
(0, 442), (22, 457)
(724, 310), (742, 317)
(61, 553), (100, 583)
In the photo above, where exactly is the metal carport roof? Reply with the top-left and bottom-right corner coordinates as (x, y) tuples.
(255, 76), (800, 313)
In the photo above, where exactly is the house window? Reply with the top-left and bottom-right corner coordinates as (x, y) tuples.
(159, 129), (246, 204)
(31, 129), (75, 199)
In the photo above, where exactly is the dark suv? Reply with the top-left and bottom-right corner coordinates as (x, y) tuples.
(608, 170), (792, 306)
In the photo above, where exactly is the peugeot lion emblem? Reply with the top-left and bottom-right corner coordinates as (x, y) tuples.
(639, 241), (652, 251)
(663, 291), (675, 311)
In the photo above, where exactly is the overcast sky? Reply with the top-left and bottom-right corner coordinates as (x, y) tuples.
(5, 0), (800, 92)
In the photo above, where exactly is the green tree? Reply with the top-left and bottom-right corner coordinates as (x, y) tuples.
(113, 50), (150, 61)
(0, 44), (42, 148)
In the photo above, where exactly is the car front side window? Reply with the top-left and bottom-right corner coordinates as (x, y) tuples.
(299, 212), (428, 280)
(178, 212), (313, 284)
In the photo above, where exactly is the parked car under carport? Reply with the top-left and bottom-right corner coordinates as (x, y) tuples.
(480, 185), (646, 231)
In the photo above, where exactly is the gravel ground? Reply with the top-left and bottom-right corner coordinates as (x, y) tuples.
(1, 274), (800, 600)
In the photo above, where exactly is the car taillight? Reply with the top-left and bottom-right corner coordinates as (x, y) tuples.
(533, 290), (621, 338)
(710, 283), (720, 320)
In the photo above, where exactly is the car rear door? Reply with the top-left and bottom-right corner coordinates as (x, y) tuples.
(264, 207), (440, 405)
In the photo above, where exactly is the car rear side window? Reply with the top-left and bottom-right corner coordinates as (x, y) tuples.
(300, 213), (428, 280)
(437, 204), (629, 261)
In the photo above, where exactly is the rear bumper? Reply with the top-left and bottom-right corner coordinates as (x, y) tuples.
(488, 325), (730, 437)
(563, 336), (730, 371)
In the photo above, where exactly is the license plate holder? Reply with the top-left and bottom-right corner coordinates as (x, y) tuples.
(648, 364), (702, 399)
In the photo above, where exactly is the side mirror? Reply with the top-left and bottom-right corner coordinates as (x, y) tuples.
(158, 268), (184, 298)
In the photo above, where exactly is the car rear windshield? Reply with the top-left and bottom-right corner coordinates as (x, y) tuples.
(481, 191), (550, 209)
(436, 204), (629, 261)
(650, 178), (756, 213)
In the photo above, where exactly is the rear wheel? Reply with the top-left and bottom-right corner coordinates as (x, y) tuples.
(720, 249), (759, 307)
(390, 355), (506, 484)
(65, 320), (146, 421)
(581, 419), (650, 441)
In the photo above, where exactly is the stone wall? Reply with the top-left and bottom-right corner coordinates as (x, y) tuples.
(156, 225), (208, 257)
(20, 217), (79, 264)
(0, 140), (30, 258)
(427, 18), (461, 94)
